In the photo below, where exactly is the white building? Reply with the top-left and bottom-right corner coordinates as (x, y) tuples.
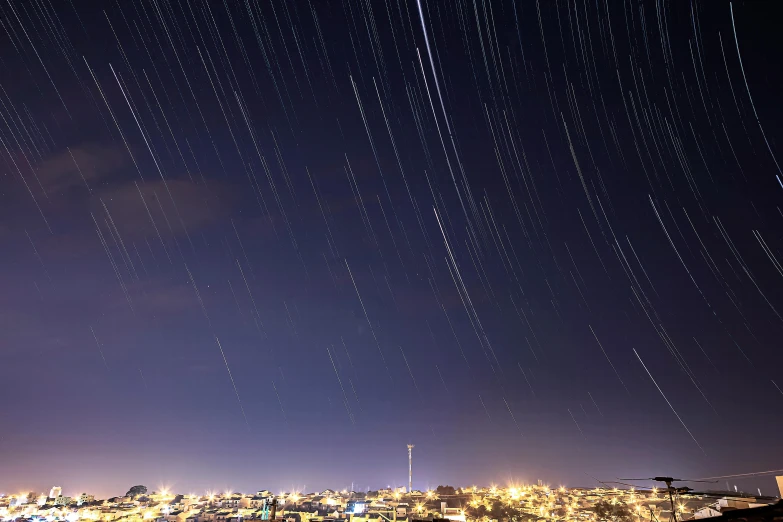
(49, 487), (62, 499)
(440, 503), (465, 522)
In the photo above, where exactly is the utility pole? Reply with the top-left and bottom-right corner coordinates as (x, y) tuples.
(659, 479), (677, 522)
(407, 444), (415, 494)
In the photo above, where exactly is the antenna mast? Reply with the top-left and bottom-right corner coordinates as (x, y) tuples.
(407, 444), (415, 494)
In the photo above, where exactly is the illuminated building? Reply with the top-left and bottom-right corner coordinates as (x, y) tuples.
(346, 500), (369, 514)
(50, 487), (62, 499)
(55, 495), (73, 506)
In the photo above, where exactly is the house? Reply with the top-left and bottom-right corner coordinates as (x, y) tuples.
(439, 504), (464, 522)
(346, 501), (370, 515)
(55, 495), (73, 506)
(318, 496), (343, 509)
(165, 510), (189, 522)
(246, 497), (268, 509)
(345, 516), (383, 522)
(214, 510), (236, 522)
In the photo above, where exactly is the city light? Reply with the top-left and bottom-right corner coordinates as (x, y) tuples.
(0, 482), (770, 522)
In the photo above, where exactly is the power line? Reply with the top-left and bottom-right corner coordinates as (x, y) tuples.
(694, 469), (783, 481)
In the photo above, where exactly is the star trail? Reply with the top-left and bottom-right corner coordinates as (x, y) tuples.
(1, 0), (782, 498)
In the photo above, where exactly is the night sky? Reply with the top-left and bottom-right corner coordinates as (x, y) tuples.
(1, 0), (783, 499)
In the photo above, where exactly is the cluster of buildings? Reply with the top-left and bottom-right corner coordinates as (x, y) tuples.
(1, 481), (780, 522)
(457, 482), (780, 521)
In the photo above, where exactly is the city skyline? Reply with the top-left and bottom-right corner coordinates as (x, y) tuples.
(3, 481), (781, 522)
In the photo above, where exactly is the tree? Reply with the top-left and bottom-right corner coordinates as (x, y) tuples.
(436, 485), (456, 496)
(594, 500), (633, 522)
(466, 500), (534, 522)
(465, 502), (489, 520)
(125, 486), (148, 498)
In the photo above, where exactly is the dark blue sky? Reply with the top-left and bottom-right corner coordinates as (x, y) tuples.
(1, 0), (782, 499)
